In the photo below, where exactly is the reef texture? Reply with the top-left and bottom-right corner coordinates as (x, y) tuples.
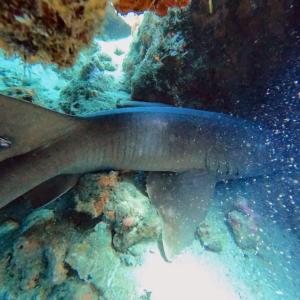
(74, 172), (162, 253)
(0, 0), (190, 66)
(0, 172), (160, 299)
(59, 51), (119, 114)
(123, 0), (300, 115)
(1, 86), (37, 102)
(113, 0), (190, 16)
(0, 0), (107, 67)
(51, 37), (135, 115)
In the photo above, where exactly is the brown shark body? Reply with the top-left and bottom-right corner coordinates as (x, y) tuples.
(0, 94), (279, 258)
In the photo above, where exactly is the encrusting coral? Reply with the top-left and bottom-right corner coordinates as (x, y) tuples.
(113, 0), (190, 16)
(0, 0), (190, 66)
(0, 0), (107, 67)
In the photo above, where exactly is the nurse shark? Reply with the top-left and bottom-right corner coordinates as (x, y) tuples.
(0, 94), (280, 259)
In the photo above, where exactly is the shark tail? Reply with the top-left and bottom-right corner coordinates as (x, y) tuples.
(0, 94), (78, 163)
(0, 94), (81, 209)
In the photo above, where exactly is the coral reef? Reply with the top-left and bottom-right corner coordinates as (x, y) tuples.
(0, 0), (107, 67)
(0, 220), (19, 237)
(123, 0), (300, 115)
(0, 50), (70, 108)
(0, 171), (159, 299)
(0, 1), (299, 298)
(59, 49), (129, 115)
(74, 172), (162, 254)
(74, 171), (119, 218)
(0, 208), (71, 298)
(123, 12), (189, 104)
(65, 222), (136, 300)
(111, 178), (161, 253)
(1, 86), (37, 102)
(48, 279), (99, 300)
(113, 0), (190, 16)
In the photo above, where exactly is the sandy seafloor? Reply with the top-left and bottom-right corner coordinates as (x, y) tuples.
(0, 34), (300, 300)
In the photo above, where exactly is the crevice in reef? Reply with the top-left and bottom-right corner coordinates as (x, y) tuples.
(62, 210), (103, 231)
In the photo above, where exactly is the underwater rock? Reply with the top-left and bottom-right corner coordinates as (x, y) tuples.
(65, 222), (137, 300)
(1, 86), (37, 102)
(123, 12), (185, 105)
(0, 219), (19, 237)
(0, 0), (108, 67)
(21, 208), (55, 234)
(124, 1), (300, 115)
(233, 196), (256, 217)
(0, 172), (161, 300)
(65, 222), (117, 282)
(227, 210), (261, 250)
(59, 51), (119, 115)
(48, 279), (100, 300)
(74, 172), (119, 218)
(196, 222), (223, 253)
(111, 180), (161, 253)
(74, 172), (161, 253)
(0, 197), (143, 299)
(0, 217), (78, 299)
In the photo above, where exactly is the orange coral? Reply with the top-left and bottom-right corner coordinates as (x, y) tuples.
(93, 172), (119, 216)
(113, 0), (190, 16)
(98, 171), (119, 188)
(93, 190), (110, 215)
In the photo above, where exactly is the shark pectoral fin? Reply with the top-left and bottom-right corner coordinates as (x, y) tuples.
(0, 94), (79, 162)
(146, 171), (216, 261)
(23, 174), (80, 209)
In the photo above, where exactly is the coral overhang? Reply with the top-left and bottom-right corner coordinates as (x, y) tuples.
(0, 0), (107, 67)
(0, 0), (190, 67)
(113, 0), (190, 16)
